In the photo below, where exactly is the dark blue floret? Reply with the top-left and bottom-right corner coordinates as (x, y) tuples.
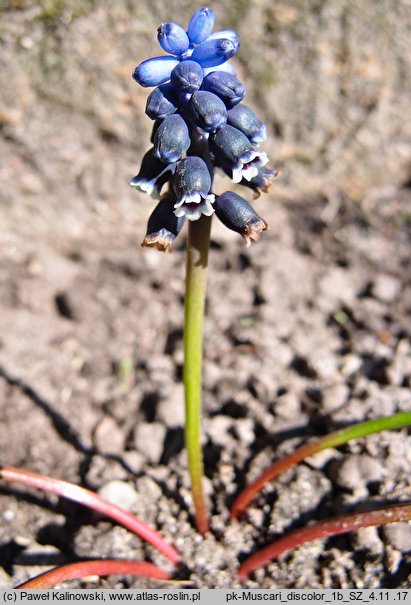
(157, 22), (190, 56)
(213, 191), (268, 246)
(172, 156), (215, 221)
(227, 104), (266, 143)
(133, 56), (180, 88)
(146, 83), (180, 120)
(210, 124), (268, 183)
(142, 194), (185, 253)
(201, 71), (245, 108)
(187, 7), (215, 44)
(187, 91), (227, 133)
(153, 114), (191, 164)
(240, 166), (279, 197)
(171, 60), (204, 94)
(129, 148), (175, 198)
(191, 38), (237, 68)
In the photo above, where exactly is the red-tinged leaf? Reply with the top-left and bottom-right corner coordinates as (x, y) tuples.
(0, 465), (180, 564)
(231, 412), (411, 518)
(237, 502), (411, 580)
(16, 560), (170, 589)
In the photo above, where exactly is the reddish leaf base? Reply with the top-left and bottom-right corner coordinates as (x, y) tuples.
(237, 503), (411, 580)
(0, 466), (180, 564)
(17, 560), (170, 589)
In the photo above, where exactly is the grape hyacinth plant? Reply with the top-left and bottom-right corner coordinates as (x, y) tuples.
(131, 7), (277, 532)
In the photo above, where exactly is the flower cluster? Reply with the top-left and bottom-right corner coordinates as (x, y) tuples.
(131, 7), (277, 252)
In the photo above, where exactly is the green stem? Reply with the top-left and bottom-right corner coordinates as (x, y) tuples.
(183, 215), (212, 533)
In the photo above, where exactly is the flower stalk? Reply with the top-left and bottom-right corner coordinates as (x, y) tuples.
(183, 215), (212, 533)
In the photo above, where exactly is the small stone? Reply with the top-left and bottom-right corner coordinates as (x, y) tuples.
(382, 523), (411, 552)
(351, 526), (383, 555)
(333, 454), (384, 497)
(94, 417), (125, 455)
(133, 422), (166, 463)
(157, 382), (185, 427)
(98, 480), (139, 510)
(135, 476), (163, 501)
(322, 383), (349, 413)
(206, 415), (234, 448)
(373, 274), (401, 303)
(122, 451), (145, 474)
(306, 447), (342, 470)
(274, 392), (301, 419)
(234, 418), (255, 446)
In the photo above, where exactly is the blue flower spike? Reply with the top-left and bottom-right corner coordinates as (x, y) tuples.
(132, 6), (278, 249)
(187, 7), (215, 44)
(157, 22), (190, 56)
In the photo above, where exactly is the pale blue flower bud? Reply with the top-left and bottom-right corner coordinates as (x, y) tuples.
(133, 56), (180, 88)
(187, 7), (215, 44)
(191, 38), (236, 68)
(206, 30), (240, 53)
(202, 62), (236, 77)
(157, 22), (190, 56)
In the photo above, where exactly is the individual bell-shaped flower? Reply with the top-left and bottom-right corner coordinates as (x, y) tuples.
(210, 124), (268, 183)
(129, 148), (175, 197)
(153, 114), (191, 164)
(157, 22), (190, 56)
(141, 194), (185, 253)
(172, 156), (215, 221)
(213, 191), (268, 246)
(240, 166), (279, 198)
(201, 71), (245, 107)
(191, 38), (237, 68)
(171, 60), (204, 94)
(187, 91), (227, 133)
(227, 103), (266, 144)
(133, 56), (180, 88)
(145, 83), (180, 120)
(187, 7), (215, 44)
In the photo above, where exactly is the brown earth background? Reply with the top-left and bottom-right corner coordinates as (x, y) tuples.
(0, 0), (411, 589)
